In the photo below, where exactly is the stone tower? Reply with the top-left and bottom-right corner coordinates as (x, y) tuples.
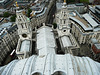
(56, 0), (70, 35)
(16, 2), (32, 40)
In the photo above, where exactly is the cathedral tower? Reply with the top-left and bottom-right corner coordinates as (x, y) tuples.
(16, 2), (32, 40)
(56, 0), (70, 35)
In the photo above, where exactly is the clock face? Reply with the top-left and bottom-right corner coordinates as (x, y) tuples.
(63, 30), (66, 32)
(22, 34), (27, 38)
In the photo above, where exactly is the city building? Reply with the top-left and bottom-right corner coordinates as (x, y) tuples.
(89, 5), (100, 22)
(56, 2), (86, 14)
(0, 0), (13, 8)
(69, 11), (100, 45)
(0, 9), (7, 15)
(90, 38), (100, 61)
(15, 0), (30, 7)
(67, 3), (86, 14)
(0, 24), (18, 65)
(30, 0), (56, 29)
(93, 0), (100, 4)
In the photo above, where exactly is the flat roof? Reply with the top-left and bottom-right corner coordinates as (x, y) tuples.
(91, 38), (98, 44)
(61, 36), (72, 47)
(75, 3), (84, 6)
(83, 14), (99, 27)
(37, 26), (56, 56)
(74, 15), (89, 27)
(20, 40), (30, 52)
(56, 3), (62, 10)
(0, 22), (12, 28)
(70, 16), (93, 31)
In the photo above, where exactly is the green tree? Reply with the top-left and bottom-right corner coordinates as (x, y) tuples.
(53, 23), (57, 29)
(80, 0), (89, 3)
(3, 12), (11, 18)
(10, 15), (16, 22)
(27, 8), (32, 17)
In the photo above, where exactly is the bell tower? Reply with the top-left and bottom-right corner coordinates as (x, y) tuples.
(15, 2), (32, 40)
(56, 0), (70, 36)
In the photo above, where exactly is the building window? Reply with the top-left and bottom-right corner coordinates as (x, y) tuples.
(21, 23), (23, 28)
(64, 20), (65, 24)
(60, 20), (62, 24)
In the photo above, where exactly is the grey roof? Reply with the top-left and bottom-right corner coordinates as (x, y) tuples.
(0, 0), (5, 3)
(37, 26), (56, 56)
(0, 22), (12, 29)
(69, 16), (93, 31)
(95, 43), (100, 49)
(83, 14), (99, 28)
(91, 38), (98, 44)
(61, 36), (72, 47)
(95, 8), (100, 14)
(0, 9), (7, 12)
(36, 7), (47, 17)
(75, 3), (84, 6)
(89, 8), (95, 13)
(20, 40), (31, 52)
(56, 3), (62, 10)
(0, 54), (100, 75)
(96, 5), (100, 10)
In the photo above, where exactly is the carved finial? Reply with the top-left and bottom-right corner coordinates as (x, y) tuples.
(16, 2), (19, 7)
(64, 0), (66, 3)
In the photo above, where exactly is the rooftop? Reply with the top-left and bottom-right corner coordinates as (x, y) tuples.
(96, 5), (100, 10)
(61, 36), (72, 47)
(20, 40), (31, 52)
(0, 0), (5, 3)
(0, 22), (12, 29)
(70, 16), (93, 32)
(91, 38), (98, 44)
(75, 3), (84, 6)
(73, 14), (89, 27)
(0, 54), (100, 75)
(83, 14), (99, 28)
(37, 26), (56, 56)
(70, 12), (100, 33)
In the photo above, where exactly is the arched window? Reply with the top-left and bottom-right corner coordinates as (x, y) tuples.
(32, 72), (41, 75)
(21, 23), (24, 28)
(52, 71), (66, 75)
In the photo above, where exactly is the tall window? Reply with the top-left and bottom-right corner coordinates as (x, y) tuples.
(64, 20), (65, 24)
(60, 20), (62, 24)
(21, 23), (23, 28)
